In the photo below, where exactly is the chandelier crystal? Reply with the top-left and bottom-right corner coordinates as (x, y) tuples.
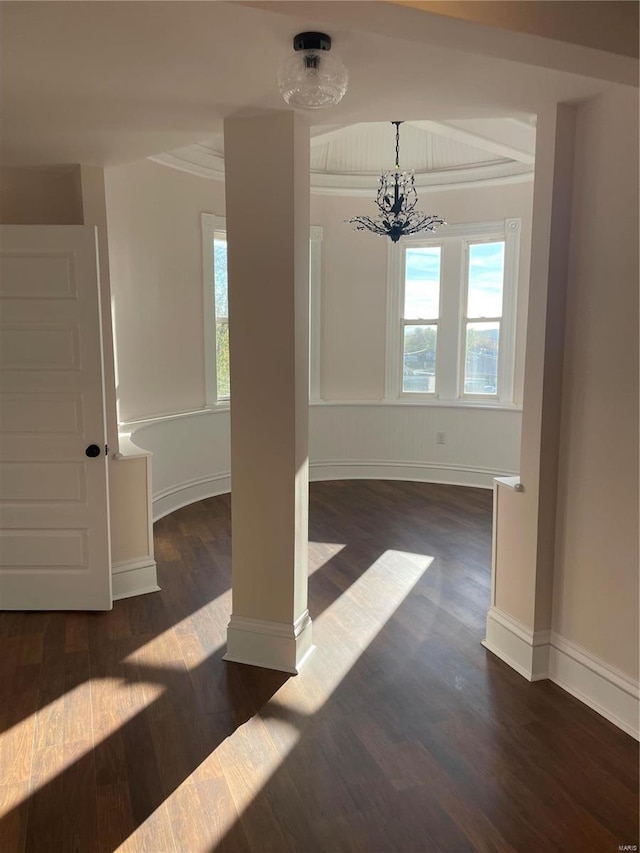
(347, 122), (445, 243)
(277, 32), (348, 110)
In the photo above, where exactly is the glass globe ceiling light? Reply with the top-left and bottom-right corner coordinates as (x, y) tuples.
(347, 121), (446, 243)
(277, 32), (348, 110)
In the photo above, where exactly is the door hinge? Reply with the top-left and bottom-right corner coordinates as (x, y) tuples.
(105, 444), (109, 455)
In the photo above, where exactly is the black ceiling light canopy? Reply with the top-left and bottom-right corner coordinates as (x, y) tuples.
(293, 32), (332, 52)
(347, 121), (446, 243)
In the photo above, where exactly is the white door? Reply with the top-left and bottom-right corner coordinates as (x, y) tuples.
(0, 225), (112, 610)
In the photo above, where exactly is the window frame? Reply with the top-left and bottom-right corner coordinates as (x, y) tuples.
(385, 218), (521, 404)
(201, 213), (323, 407)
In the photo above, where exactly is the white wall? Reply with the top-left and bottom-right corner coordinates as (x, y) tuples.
(483, 88), (638, 739)
(106, 159), (227, 422)
(107, 159), (528, 506)
(553, 87), (639, 680)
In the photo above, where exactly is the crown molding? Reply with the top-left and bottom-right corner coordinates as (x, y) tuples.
(149, 146), (533, 196)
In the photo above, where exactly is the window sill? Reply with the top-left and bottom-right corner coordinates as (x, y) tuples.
(311, 399), (522, 412)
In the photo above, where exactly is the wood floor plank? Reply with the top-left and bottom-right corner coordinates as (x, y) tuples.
(0, 783), (29, 853)
(0, 481), (636, 853)
(95, 782), (135, 853)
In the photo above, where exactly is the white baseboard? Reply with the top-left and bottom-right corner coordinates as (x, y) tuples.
(483, 607), (639, 740)
(548, 632), (639, 740)
(151, 464), (503, 524)
(223, 610), (315, 675)
(482, 606), (549, 681)
(112, 556), (159, 601)
(153, 474), (231, 521)
(309, 460), (510, 489)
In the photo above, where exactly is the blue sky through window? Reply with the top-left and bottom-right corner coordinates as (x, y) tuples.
(467, 241), (505, 318)
(404, 247), (441, 319)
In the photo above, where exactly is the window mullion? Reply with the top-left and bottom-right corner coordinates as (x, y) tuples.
(437, 238), (463, 400)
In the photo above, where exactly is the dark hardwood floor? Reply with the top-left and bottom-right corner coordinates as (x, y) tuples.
(0, 480), (637, 852)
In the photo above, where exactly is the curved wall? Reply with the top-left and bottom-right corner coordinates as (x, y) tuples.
(123, 402), (521, 521)
(107, 158), (529, 517)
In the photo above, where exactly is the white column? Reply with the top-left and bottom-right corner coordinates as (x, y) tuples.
(222, 112), (313, 674)
(483, 104), (576, 678)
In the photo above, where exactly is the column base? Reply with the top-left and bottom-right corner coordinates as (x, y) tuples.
(482, 606), (549, 682)
(223, 609), (315, 675)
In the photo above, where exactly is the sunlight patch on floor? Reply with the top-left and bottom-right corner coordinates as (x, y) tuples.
(121, 549), (436, 851)
(277, 549), (434, 717)
(123, 592), (231, 671)
(308, 541), (346, 576)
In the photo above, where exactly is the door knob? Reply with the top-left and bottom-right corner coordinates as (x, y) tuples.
(85, 444), (101, 458)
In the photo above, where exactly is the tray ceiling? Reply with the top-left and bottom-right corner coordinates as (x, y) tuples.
(150, 118), (536, 195)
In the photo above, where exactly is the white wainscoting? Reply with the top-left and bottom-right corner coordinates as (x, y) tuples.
(309, 402), (521, 488)
(120, 401), (522, 521)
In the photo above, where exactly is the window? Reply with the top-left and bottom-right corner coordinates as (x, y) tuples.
(386, 219), (520, 404)
(201, 214), (323, 404)
(213, 232), (230, 400)
(402, 246), (441, 394)
(462, 241), (505, 397)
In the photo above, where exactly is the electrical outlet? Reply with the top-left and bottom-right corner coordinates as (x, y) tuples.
(436, 432), (446, 445)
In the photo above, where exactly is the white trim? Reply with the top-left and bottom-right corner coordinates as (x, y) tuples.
(153, 473), (231, 522)
(312, 170), (534, 197)
(482, 606), (550, 681)
(483, 607), (640, 739)
(494, 475), (523, 491)
(150, 148), (226, 182)
(314, 169), (524, 193)
(204, 213), (229, 405)
(548, 632), (639, 741)
(114, 432), (153, 460)
(385, 237), (404, 399)
(425, 219), (506, 240)
(490, 482), (499, 608)
(201, 212), (223, 407)
(498, 218), (521, 402)
(309, 399), (522, 411)
(310, 460), (516, 490)
(111, 557), (159, 601)
(150, 149), (533, 195)
(120, 398), (523, 422)
(119, 405), (229, 430)
(149, 462), (512, 522)
(224, 611), (315, 674)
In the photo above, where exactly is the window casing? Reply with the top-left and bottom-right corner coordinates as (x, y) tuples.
(201, 214), (323, 405)
(386, 219), (520, 404)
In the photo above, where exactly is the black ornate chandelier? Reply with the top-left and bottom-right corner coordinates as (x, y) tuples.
(347, 121), (445, 243)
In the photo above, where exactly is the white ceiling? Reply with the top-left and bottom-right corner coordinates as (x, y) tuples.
(0, 1), (636, 169)
(151, 117), (536, 194)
